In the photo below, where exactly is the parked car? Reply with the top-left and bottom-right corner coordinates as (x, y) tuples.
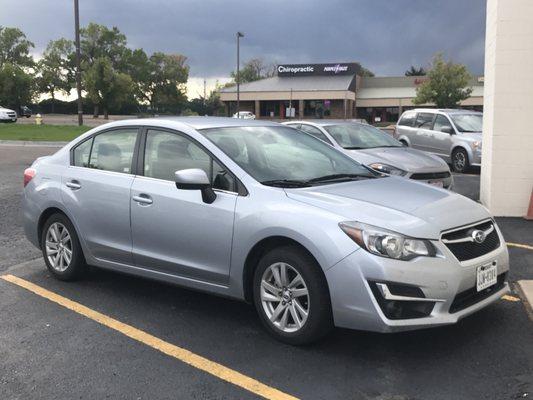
(232, 111), (255, 119)
(395, 109), (483, 173)
(283, 120), (453, 189)
(23, 117), (509, 344)
(19, 105), (32, 118)
(0, 105), (17, 122)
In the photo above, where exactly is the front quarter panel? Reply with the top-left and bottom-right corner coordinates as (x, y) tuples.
(228, 183), (359, 298)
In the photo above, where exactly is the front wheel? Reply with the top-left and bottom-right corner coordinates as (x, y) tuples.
(452, 148), (470, 173)
(253, 246), (333, 345)
(41, 213), (86, 281)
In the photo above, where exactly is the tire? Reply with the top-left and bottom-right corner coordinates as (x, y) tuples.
(253, 245), (333, 345)
(41, 213), (86, 281)
(452, 147), (470, 173)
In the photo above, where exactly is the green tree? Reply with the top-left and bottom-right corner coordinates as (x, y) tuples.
(128, 51), (189, 114)
(36, 38), (75, 113)
(83, 57), (133, 119)
(80, 23), (130, 117)
(413, 54), (473, 108)
(405, 65), (426, 76)
(0, 63), (34, 109)
(0, 26), (34, 68)
(230, 58), (275, 84)
(188, 84), (225, 116)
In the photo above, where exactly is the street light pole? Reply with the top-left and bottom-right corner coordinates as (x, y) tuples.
(236, 31), (244, 117)
(74, 0), (83, 126)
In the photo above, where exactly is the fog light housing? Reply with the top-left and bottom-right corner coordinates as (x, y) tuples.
(369, 281), (435, 320)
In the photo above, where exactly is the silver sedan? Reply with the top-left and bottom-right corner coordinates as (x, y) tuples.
(23, 117), (508, 344)
(283, 120), (454, 189)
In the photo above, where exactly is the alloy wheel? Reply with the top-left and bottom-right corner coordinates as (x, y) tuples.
(45, 222), (73, 272)
(260, 262), (310, 333)
(454, 151), (466, 171)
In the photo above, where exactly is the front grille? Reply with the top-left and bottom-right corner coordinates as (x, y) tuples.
(7, 112), (16, 117)
(410, 171), (451, 180)
(441, 220), (500, 262)
(449, 273), (506, 313)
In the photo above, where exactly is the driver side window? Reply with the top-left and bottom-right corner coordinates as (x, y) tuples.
(143, 129), (236, 192)
(433, 115), (453, 133)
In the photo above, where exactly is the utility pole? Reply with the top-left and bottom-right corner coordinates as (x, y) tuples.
(236, 31), (244, 117)
(74, 0), (83, 126)
(203, 78), (206, 105)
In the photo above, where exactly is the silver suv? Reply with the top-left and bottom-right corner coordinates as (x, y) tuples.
(395, 109), (483, 173)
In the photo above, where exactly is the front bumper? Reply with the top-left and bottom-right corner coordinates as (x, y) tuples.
(325, 234), (509, 332)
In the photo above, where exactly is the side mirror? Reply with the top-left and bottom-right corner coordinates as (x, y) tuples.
(174, 168), (216, 204)
(441, 126), (454, 134)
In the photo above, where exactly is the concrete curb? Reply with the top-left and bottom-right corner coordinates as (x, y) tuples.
(0, 140), (67, 147)
(517, 280), (533, 320)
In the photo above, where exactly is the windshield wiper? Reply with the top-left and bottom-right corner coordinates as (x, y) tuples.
(260, 179), (311, 188)
(307, 173), (372, 183)
(343, 146), (365, 150)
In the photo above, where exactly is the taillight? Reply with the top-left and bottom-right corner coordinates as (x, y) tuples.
(23, 168), (36, 187)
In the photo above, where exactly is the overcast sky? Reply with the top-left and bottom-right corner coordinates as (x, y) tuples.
(0, 0), (487, 97)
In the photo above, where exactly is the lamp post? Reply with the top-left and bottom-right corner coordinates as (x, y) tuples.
(236, 31), (244, 117)
(74, 0), (83, 126)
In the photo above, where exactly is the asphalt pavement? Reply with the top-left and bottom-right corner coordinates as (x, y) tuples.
(0, 144), (531, 400)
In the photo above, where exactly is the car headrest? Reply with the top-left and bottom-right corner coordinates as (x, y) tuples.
(97, 142), (122, 157)
(158, 139), (190, 158)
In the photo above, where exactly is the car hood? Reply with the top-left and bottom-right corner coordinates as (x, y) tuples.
(285, 177), (490, 239)
(0, 106), (15, 112)
(345, 147), (448, 173)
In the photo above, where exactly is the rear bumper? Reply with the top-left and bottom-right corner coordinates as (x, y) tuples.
(326, 238), (510, 333)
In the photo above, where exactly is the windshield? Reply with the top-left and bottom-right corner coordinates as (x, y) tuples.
(323, 124), (402, 149)
(450, 114), (483, 132)
(200, 126), (376, 186)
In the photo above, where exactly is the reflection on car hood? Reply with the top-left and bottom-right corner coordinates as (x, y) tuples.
(285, 177), (489, 239)
(345, 147), (448, 173)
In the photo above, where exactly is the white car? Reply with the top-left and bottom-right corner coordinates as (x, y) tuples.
(0, 106), (17, 122)
(233, 111), (255, 119)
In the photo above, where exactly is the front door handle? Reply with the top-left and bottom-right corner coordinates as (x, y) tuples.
(132, 194), (153, 205)
(66, 180), (81, 190)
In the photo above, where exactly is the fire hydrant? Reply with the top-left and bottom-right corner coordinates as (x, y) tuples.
(35, 114), (42, 125)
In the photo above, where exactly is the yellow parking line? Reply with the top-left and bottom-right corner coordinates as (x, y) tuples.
(501, 294), (521, 302)
(507, 242), (533, 251)
(0, 274), (298, 400)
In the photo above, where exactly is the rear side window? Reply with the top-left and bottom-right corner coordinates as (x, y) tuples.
(73, 139), (92, 167)
(415, 112), (435, 129)
(398, 112), (416, 127)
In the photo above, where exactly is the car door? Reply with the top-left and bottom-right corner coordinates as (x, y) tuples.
(62, 127), (140, 265)
(412, 112), (436, 152)
(428, 114), (454, 160)
(130, 128), (238, 285)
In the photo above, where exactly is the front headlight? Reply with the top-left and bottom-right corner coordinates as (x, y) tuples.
(472, 141), (482, 150)
(339, 221), (436, 261)
(368, 163), (407, 176)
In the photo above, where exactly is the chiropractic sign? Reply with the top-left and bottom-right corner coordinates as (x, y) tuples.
(277, 63), (360, 77)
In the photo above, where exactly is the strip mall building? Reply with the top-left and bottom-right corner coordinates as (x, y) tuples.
(219, 62), (484, 123)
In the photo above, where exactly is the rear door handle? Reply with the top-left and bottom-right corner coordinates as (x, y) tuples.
(66, 180), (81, 190)
(132, 194), (153, 205)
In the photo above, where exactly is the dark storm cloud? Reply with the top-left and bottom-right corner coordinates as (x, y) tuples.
(0, 0), (486, 77)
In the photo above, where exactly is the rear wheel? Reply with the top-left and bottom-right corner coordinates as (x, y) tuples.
(253, 246), (333, 345)
(452, 147), (470, 173)
(399, 139), (408, 147)
(41, 213), (86, 281)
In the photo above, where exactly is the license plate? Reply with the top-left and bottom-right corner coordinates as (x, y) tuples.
(477, 262), (497, 292)
(429, 180), (444, 188)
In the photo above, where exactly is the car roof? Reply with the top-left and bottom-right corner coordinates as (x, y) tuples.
(88, 116), (280, 131)
(409, 108), (482, 115)
(284, 119), (367, 127)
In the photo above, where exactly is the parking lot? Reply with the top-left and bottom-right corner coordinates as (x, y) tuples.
(1, 144), (532, 400)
